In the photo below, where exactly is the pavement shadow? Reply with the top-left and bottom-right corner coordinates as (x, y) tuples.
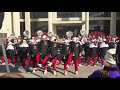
(56, 66), (75, 74)
(0, 65), (20, 73)
(55, 69), (65, 75)
(31, 73), (43, 78)
(37, 65), (55, 74)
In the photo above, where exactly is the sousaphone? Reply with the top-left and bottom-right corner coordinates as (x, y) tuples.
(23, 30), (29, 38)
(80, 29), (87, 37)
(37, 30), (43, 37)
(48, 32), (55, 37)
(66, 31), (73, 37)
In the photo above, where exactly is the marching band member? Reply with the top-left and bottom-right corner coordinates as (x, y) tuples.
(14, 38), (20, 62)
(81, 36), (87, 45)
(70, 37), (82, 74)
(29, 39), (40, 73)
(48, 35), (59, 75)
(109, 37), (117, 49)
(40, 35), (50, 74)
(107, 35), (112, 43)
(77, 37), (83, 66)
(31, 37), (35, 43)
(19, 40), (30, 71)
(57, 37), (64, 65)
(87, 39), (98, 66)
(18, 36), (22, 43)
(65, 31), (73, 69)
(6, 41), (16, 64)
(62, 39), (71, 75)
(99, 39), (109, 67)
(84, 38), (91, 62)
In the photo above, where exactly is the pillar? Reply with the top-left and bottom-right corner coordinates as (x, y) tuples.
(85, 12), (89, 35)
(0, 12), (12, 37)
(48, 12), (53, 33)
(12, 12), (20, 37)
(110, 12), (116, 36)
(52, 12), (57, 34)
(25, 12), (31, 38)
(82, 12), (86, 31)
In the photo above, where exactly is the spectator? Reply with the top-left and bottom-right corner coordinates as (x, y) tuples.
(88, 44), (120, 78)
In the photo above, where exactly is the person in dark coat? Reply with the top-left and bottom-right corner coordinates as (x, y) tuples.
(6, 42), (16, 64)
(109, 38), (117, 49)
(19, 40), (30, 69)
(14, 38), (21, 62)
(99, 39), (109, 66)
(39, 35), (50, 74)
(57, 38), (64, 65)
(29, 40), (40, 73)
(77, 37), (83, 66)
(87, 39), (98, 66)
(96, 37), (103, 63)
(70, 37), (82, 75)
(47, 36), (59, 75)
(84, 38), (91, 62)
(65, 39), (73, 69)
(62, 39), (71, 75)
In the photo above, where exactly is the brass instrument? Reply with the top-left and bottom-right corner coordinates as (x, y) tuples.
(66, 31), (73, 37)
(80, 29), (87, 37)
(48, 32), (55, 37)
(37, 30), (43, 37)
(23, 30), (29, 38)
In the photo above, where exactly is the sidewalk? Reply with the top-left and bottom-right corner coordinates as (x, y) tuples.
(0, 64), (102, 78)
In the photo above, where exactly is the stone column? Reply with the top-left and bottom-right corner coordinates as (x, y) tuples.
(82, 12), (86, 30)
(25, 12), (31, 38)
(12, 12), (20, 37)
(110, 12), (116, 36)
(85, 12), (89, 35)
(48, 12), (53, 33)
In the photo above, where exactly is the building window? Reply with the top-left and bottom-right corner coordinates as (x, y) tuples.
(89, 20), (110, 35)
(117, 12), (120, 17)
(20, 12), (25, 19)
(30, 12), (48, 18)
(57, 25), (82, 37)
(31, 21), (48, 34)
(89, 12), (111, 17)
(116, 20), (120, 36)
(57, 12), (82, 18)
(20, 22), (25, 38)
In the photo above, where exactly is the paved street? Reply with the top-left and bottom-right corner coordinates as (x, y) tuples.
(0, 59), (102, 78)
